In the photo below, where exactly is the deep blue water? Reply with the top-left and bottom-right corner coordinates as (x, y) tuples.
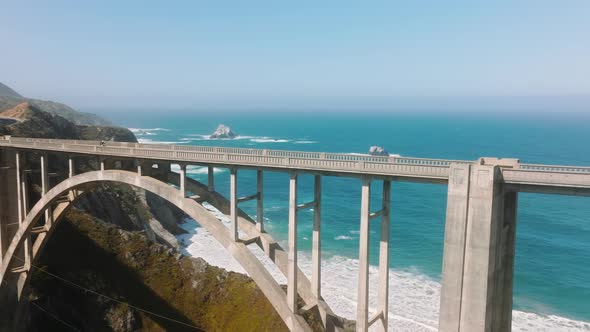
(99, 111), (590, 322)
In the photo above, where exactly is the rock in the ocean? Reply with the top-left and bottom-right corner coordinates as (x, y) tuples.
(210, 124), (237, 139)
(369, 146), (389, 156)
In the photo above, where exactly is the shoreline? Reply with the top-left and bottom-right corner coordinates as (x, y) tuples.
(175, 203), (590, 332)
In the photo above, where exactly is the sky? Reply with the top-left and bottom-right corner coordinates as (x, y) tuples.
(1, 0), (589, 111)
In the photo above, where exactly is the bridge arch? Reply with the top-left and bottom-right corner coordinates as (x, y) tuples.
(0, 170), (311, 331)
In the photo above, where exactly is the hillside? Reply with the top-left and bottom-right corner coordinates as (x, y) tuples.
(28, 212), (288, 331)
(0, 82), (112, 126)
(0, 82), (22, 97)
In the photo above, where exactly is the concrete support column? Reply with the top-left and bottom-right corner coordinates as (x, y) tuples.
(439, 163), (471, 332)
(356, 176), (371, 332)
(21, 175), (29, 216)
(377, 180), (391, 332)
(498, 191), (518, 332)
(179, 164), (187, 198)
(460, 164), (504, 331)
(68, 156), (75, 178)
(136, 160), (143, 176)
(230, 169), (238, 241)
(440, 162), (515, 332)
(311, 175), (322, 299)
(16, 152), (31, 271)
(287, 172), (298, 312)
(99, 157), (105, 171)
(15, 152), (23, 224)
(40, 153), (52, 228)
(256, 170), (264, 232)
(208, 166), (215, 192)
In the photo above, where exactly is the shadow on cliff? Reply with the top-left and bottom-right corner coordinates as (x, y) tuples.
(28, 215), (204, 332)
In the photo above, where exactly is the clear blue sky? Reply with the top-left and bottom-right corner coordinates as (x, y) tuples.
(1, 0), (589, 111)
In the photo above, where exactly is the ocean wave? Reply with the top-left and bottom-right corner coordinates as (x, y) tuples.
(184, 134), (259, 141)
(170, 164), (226, 175)
(183, 133), (291, 143)
(137, 138), (187, 145)
(346, 152), (402, 157)
(334, 235), (353, 240)
(250, 138), (290, 143)
(129, 127), (170, 136)
(176, 220), (590, 332)
(294, 140), (318, 144)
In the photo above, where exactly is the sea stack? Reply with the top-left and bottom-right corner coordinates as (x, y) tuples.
(210, 124), (237, 139)
(368, 146), (389, 156)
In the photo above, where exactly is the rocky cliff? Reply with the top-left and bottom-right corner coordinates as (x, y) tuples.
(0, 101), (187, 249)
(27, 210), (287, 331)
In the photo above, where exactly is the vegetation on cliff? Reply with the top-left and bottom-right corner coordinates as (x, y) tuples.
(28, 209), (288, 331)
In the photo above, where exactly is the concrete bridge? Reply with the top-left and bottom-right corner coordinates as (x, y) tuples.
(0, 136), (589, 331)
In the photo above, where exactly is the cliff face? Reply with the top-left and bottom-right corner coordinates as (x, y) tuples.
(28, 210), (287, 332)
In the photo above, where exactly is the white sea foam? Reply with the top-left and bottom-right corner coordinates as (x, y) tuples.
(334, 235), (354, 240)
(170, 164), (226, 175)
(137, 138), (187, 144)
(184, 133), (291, 143)
(294, 140), (318, 144)
(176, 199), (590, 332)
(346, 152), (402, 157)
(129, 127), (170, 135)
(250, 138), (290, 143)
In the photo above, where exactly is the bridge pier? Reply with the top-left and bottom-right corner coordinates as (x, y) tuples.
(179, 163), (187, 197)
(311, 175), (321, 299)
(356, 177), (391, 332)
(68, 156), (75, 178)
(439, 162), (519, 332)
(230, 168), (239, 241)
(0, 150), (23, 328)
(256, 170), (264, 233)
(208, 166), (215, 192)
(288, 172), (298, 313)
(41, 153), (52, 229)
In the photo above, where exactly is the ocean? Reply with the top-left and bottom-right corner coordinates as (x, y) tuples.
(101, 110), (590, 331)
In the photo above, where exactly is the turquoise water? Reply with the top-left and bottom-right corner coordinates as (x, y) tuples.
(101, 111), (590, 322)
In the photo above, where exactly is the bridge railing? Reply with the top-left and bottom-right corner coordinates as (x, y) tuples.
(4, 137), (590, 184)
(0, 136), (461, 179)
(1, 136), (470, 167)
(520, 163), (590, 174)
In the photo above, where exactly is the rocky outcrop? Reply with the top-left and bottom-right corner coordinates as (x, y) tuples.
(210, 124), (237, 139)
(27, 211), (288, 331)
(369, 146), (389, 156)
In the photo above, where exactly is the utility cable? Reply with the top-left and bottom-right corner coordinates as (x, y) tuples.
(1, 277), (80, 331)
(10, 256), (202, 330)
(30, 301), (81, 332)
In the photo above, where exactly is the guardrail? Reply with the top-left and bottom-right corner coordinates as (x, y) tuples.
(0, 136), (461, 180)
(3, 137), (590, 181)
(520, 164), (590, 174)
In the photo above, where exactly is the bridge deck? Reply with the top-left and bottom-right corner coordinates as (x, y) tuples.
(1, 136), (590, 191)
